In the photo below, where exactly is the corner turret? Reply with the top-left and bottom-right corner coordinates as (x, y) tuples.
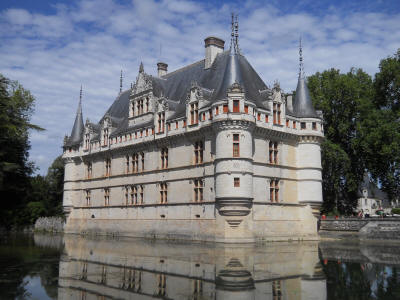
(65, 86), (84, 147)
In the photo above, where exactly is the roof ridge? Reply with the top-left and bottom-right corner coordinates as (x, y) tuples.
(162, 59), (204, 78)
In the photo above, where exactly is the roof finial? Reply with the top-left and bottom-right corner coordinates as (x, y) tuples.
(120, 70), (123, 93)
(299, 36), (304, 78)
(139, 62), (144, 73)
(79, 84), (82, 104)
(230, 13), (240, 54)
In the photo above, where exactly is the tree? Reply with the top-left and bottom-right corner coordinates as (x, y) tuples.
(0, 74), (43, 227)
(45, 155), (64, 216)
(307, 68), (375, 213)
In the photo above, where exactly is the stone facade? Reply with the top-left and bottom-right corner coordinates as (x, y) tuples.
(62, 31), (324, 242)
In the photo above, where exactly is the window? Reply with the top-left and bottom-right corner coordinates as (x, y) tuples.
(141, 152), (145, 171)
(105, 158), (111, 176)
(146, 97), (149, 112)
(270, 180), (279, 202)
(233, 134), (240, 157)
(208, 108), (213, 120)
(136, 99), (144, 115)
(167, 123), (171, 131)
(87, 162), (92, 179)
(183, 120), (187, 128)
(293, 121), (296, 129)
(104, 188), (110, 206)
(85, 133), (90, 150)
(132, 153), (139, 173)
(103, 128), (109, 146)
(301, 122), (306, 130)
(158, 112), (165, 133)
(244, 105), (249, 114)
(131, 102), (135, 116)
(139, 185), (144, 204)
(85, 190), (91, 206)
(215, 106), (219, 115)
(202, 113), (205, 121)
(126, 155), (130, 173)
(161, 148), (168, 169)
(194, 141), (204, 165)
(269, 142), (278, 164)
(160, 183), (167, 204)
(312, 122), (317, 130)
(190, 103), (199, 125)
(130, 186), (137, 205)
(125, 186), (129, 205)
(157, 274), (166, 296)
(286, 119), (289, 127)
(273, 103), (281, 125)
(265, 115), (269, 123)
(272, 280), (282, 300)
(233, 100), (240, 113)
(223, 104), (228, 113)
(257, 113), (261, 121)
(175, 121), (178, 129)
(194, 179), (204, 202)
(234, 177), (240, 187)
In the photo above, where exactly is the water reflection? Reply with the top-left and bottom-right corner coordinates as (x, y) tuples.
(2, 234), (400, 299)
(54, 236), (324, 300)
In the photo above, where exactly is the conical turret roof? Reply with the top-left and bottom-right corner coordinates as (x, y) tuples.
(65, 88), (84, 147)
(293, 75), (318, 118)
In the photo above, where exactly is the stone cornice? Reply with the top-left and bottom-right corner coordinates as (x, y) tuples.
(212, 119), (255, 132)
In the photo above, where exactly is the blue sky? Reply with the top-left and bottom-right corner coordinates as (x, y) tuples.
(1, 0), (400, 174)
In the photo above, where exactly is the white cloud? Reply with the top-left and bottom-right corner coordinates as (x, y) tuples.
(0, 0), (399, 174)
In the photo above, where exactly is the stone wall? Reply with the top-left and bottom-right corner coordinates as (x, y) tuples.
(320, 218), (400, 240)
(34, 217), (64, 233)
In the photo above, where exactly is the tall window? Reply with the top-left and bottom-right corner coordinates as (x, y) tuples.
(85, 133), (90, 150)
(125, 186), (129, 205)
(208, 108), (213, 120)
(161, 148), (168, 169)
(273, 103), (281, 125)
(272, 280), (282, 300)
(215, 106), (219, 115)
(139, 185), (144, 204)
(160, 183), (168, 204)
(312, 122), (317, 130)
(131, 102), (135, 117)
(190, 103), (199, 125)
(141, 152), (145, 171)
(233, 100), (240, 113)
(265, 115), (269, 123)
(105, 158), (111, 176)
(194, 141), (204, 165)
(146, 97), (149, 112)
(194, 179), (204, 202)
(234, 177), (240, 187)
(301, 122), (306, 130)
(130, 186), (137, 205)
(104, 188), (110, 206)
(244, 105), (249, 114)
(158, 112), (165, 133)
(293, 121), (296, 129)
(125, 155), (130, 174)
(270, 180), (279, 202)
(103, 128), (109, 146)
(87, 162), (92, 179)
(85, 190), (91, 206)
(136, 99), (144, 115)
(269, 142), (278, 164)
(223, 104), (228, 113)
(233, 134), (240, 157)
(132, 153), (139, 173)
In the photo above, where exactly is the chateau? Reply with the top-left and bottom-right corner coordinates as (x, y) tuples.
(62, 22), (324, 242)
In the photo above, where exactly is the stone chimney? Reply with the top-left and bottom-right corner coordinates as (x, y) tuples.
(157, 62), (168, 77)
(204, 36), (224, 69)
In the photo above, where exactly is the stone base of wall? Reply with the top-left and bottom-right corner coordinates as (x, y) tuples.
(320, 218), (400, 241)
(63, 204), (319, 243)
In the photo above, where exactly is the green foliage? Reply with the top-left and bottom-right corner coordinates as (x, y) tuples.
(308, 68), (375, 213)
(391, 208), (400, 215)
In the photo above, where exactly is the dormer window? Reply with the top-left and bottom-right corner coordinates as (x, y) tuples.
(158, 112), (165, 133)
(233, 100), (240, 113)
(190, 102), (198, 125)
(273, 103), (281, 125)
(146, 97), (150, 112)
(136, 99), (144, 115)
(84, 133), (90, 150)
(103, 128), (109, 146)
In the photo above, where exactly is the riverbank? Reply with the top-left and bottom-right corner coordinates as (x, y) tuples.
(320, 218), (400, 241)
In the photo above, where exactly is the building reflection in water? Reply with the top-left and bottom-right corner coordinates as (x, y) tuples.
(54, 236), (325, 300)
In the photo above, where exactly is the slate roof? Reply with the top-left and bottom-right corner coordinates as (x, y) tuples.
(357, 173), (388, 201)
(290, 75), (318, 118)
(65, 98), (84, 147)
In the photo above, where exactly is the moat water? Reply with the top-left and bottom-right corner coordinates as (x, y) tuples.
(1, 234), (400, 299)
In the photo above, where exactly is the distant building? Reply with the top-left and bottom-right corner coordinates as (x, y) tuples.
(356, 173), (391, 215)
(62, 19), (324, 242)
